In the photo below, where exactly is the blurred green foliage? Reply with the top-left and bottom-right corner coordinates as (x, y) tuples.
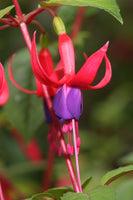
(0, 0), (133, 199)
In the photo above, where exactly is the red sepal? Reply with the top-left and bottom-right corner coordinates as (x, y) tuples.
(0, 63), (9, 105)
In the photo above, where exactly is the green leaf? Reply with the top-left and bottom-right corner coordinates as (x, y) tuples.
(4, 47), (45, 142)
(89, 185), (116, 200)
(61, 192), (89, 200)
(116, 180), (133, 200)
(101, 165), (133, 185)
(25, 198), (32, 200)
(30, 187), (72, 200)
(40, 0), (123, 24)
(82, 177), (92, 193)
(0, 5), (14, 18)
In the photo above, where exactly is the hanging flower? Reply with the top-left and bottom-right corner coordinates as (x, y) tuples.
(0, 63), (9, 105)
(30, 16), (112, 155)
(31, 18), (112, 120)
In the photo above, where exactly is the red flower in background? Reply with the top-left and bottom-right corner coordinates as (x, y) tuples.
(0, 63), (9, 105)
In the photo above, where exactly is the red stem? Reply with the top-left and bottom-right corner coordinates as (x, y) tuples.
(70, 7), (86, 40)
(19, 22), (32, 52)
(12, 0), (23, 20)
(46, 8), (57, 17)
(0, 24), (10, 30)
(5, 14), (18, 24)
(0, 18), (17, 27)
(31, 20), (46, 34)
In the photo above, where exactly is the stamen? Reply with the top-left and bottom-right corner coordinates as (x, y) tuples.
(67, 144), (71, 155)
(76, 121), (81, 148)
(72, 119), (82, 193)
(62, 123), (68, 133)
(67, 128), (70, 144)
(70, 129), (74, 155)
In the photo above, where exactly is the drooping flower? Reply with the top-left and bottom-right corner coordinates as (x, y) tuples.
(31, 18), (111, 93)
(30, 16), (112, 155)
(0, 63), (9, 105)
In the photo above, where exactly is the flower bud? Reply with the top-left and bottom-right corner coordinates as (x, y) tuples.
(53, 16), (66, 35)
(39, 33), (49, 49)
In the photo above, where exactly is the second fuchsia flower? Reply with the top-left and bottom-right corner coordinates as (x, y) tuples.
(0, 63), (9, 106)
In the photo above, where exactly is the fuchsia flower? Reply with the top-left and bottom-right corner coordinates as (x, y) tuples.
(0, 63), (9, 105)
(31, 17), (112, 121)
(31, 16), (112, 155)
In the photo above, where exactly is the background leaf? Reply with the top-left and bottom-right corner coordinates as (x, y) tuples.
(88, 185), (116, 200)
(0, 5), (14, 18)
(101, 165), (133, 185)
(61, 192), (89, 200)
(82, 177), (92, 193)
(30, 187), (72, 200)
(40, 0), (123, 24)
(116, 180), (133, 200)
(4, 47), (45, 142)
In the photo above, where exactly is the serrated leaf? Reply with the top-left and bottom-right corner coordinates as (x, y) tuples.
(89, 185), (116, 200)
(4, 47), (45, 142)
(30, 187), (72, 200)
(40, 0), (123, 24)
(61, 192), (89, 200)
(101, 165), (133, 185)
(82, 177), (92, 193)
(0, 5), (14, 18)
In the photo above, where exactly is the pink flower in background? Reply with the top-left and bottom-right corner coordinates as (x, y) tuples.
(0, 63), (9, 105)
(0, 184), (4, 200)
